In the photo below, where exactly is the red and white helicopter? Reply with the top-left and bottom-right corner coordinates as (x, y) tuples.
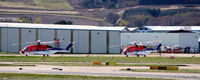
(122, 41), (162, 57)
(13, 40), (73, 56)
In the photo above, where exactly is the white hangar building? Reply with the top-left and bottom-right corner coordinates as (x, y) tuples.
(121, 32), (199, 50)
(0, 23), (126, 53)
(0, 23), (199, 53)
(121, 26), (199, 51)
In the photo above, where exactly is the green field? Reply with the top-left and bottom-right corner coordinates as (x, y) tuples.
(5, 62), (188, 67)
(0, 56), (199, 64)
(0, 0), (74, 10)
(34, 0), (74, 10)
(0, 64), (35, 66)
(0, 73), (173, 80)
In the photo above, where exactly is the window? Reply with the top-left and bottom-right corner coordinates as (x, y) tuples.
(25, 47), (29, 51)
(29, 30), (31, 33)
(127, 48), (130, 52)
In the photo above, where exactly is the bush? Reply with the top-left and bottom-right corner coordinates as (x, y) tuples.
(20, 16), (33, 23)
(54, 20), (73, 25)
(122, 8), (160, 20)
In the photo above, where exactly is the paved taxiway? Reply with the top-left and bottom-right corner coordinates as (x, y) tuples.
(0, 53), (200, 79)
(0, 53), (200, 57)
(0, 65), (200, 80)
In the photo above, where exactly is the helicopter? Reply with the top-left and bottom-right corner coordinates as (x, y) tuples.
(14, 40), (73, 57)
(122, 41), (162, 57)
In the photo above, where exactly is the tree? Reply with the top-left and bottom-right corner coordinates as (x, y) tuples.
(20, 16), (33, 23)
(54, 20), (73, 25)
(127, 15), (152, 27)
(16, 17), (21, 23)
(35, 17), (41, 23)
(105, 13), (120, 25)
(149, 9), (161, 17)
(117, 19), (128, 26)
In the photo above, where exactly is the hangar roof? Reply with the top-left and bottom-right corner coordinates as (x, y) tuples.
(145, 26), (200, 31)
(0, 23), (126, 31)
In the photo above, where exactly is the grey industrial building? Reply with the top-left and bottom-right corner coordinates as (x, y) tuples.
(0, 23), (199, 53)
(0, 23), (125, 53)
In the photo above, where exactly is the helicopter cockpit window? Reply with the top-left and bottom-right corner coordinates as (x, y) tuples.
(127, 48), (130, 52)
(46, 45), (53, 48)
(25, 47), (29, 51)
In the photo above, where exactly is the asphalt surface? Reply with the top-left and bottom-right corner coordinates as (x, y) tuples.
(0, 53), (200, 57)
(0, 65), (200, 80)
(0, 53), (200, 80)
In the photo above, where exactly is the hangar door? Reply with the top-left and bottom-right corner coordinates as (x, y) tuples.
(57, 30), (71, 52)
(38, 29), (55, 47)
(91, 31), (107, 53)
(2, 28), (19, 53)
(73, 30), (89, 53)
(21, 29), (36, 50)
(109, 31), (120, 53)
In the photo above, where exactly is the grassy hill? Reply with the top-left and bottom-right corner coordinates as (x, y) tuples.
(0, 0), (112, 26)
(0, 0), (74, 10)
(33, 0), (74, 10)
(83, 0), (200, 9)
(0, 0), (199, 26)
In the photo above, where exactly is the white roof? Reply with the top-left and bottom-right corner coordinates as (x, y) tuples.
(145, 26), (200, 31)
(126, 27), (137, 31)
(0, 23), (126, 31)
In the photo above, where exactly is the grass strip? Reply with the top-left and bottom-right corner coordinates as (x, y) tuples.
(0, 64), (35, 66)
(0, 73), (173, 80)
(18, 62), (187, 66)
(0, 56), (199, 64)
(0, 12), (104, 22)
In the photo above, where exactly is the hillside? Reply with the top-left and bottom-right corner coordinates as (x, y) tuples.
(0, 0), (73, 10)
(0, 0), (112, 26)
(0, 0), (199, 27)
(83, 0), (200, 8)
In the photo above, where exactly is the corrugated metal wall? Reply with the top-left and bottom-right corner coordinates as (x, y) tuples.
(73, 30), (89, 53)
(57, 30), (71, 52)
(109, 31), (121, 53)
(1, 28), (8, 52)
(1, 28), (121, 54)
(91, 31), (107, 53)
(179, 33), (199, 49)
(38, 29), (55, 47)
(121, 33), (199, 49)
(1, 28), (19, 52)
(21, 29), (36, 50)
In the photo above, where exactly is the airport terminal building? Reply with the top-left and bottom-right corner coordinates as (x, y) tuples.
(0, 23), (199, 53)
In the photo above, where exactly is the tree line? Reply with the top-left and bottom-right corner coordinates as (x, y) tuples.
(83, 0), (200, 8)
(105, 8), (200, 27)
(139, 0), (200, 5)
